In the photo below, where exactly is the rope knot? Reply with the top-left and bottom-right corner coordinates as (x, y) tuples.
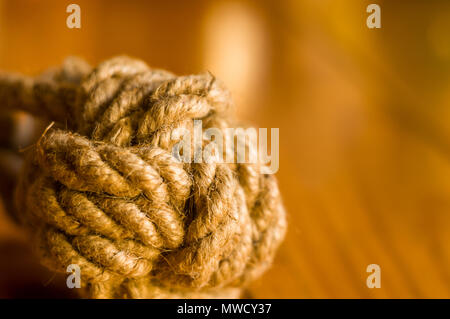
(7, 56), (286, 298)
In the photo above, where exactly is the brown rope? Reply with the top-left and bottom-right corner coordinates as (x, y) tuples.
(2, 56), (286, 298)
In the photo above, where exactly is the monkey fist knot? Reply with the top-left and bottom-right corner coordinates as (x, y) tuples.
(14, 56), (286, 298)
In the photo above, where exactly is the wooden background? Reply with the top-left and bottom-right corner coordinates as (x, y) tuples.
(0, 0), (449, 298)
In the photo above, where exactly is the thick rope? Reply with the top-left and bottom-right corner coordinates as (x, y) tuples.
(1, 56), (286, 298)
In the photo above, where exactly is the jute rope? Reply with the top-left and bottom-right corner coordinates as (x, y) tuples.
(0, 56), (286, 298)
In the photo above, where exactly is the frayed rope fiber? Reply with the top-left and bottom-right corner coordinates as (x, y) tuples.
(0, 56), (286, 298)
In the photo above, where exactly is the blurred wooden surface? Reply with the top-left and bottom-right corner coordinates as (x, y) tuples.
(0, 0), (449, 298)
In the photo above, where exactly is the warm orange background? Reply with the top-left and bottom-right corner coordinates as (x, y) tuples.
(0, 0), (449, 298)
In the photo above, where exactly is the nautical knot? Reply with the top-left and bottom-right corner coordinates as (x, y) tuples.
(0, 56), (286, 298)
